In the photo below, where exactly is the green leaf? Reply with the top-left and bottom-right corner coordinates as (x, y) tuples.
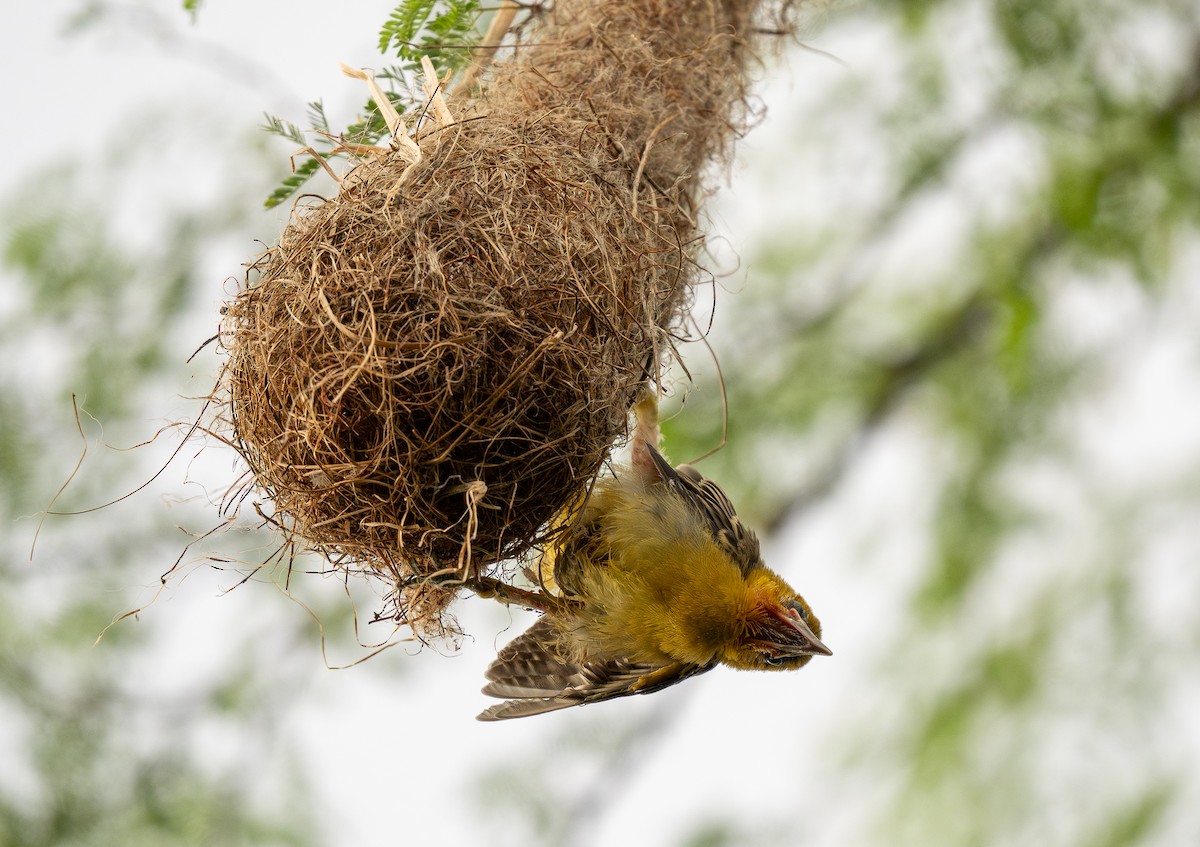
(263, 157), (324, 209)
(379, 0), (438, 54)
(260, 113), (306, 146)
(305, 100), (331, 136)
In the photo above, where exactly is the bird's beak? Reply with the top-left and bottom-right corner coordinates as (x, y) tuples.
(760, 606), (833, 657)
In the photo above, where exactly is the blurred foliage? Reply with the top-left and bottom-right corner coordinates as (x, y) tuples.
(0, 100), (319, 847)
(0, 4), (490, 844)
(483, 0), (1200, 845)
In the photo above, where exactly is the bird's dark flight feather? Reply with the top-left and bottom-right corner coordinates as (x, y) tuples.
(478, 618), (711, 720)
(643, 444), (761, 572)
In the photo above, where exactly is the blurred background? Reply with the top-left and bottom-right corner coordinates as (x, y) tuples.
(3, 1), (1199, 845)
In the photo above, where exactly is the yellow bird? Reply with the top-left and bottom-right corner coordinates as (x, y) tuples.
(478, 392), (830, 720)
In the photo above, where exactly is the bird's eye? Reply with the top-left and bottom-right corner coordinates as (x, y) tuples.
(787, 601), (811, 625)
(763, 655), (786, 667)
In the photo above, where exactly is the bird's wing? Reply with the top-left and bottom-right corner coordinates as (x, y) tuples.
(477, 618), (711, 721)
(643, 445), (761, 572)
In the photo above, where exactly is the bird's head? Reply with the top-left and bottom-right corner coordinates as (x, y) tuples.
(720, 569), (831, 671)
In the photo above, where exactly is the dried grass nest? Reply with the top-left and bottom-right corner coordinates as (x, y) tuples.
(217, 0), (787, 634)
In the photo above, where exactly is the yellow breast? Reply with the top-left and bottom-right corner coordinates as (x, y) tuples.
(559, 480), (754, 666)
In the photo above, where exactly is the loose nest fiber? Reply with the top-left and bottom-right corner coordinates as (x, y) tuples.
(219, 0), (797, 635)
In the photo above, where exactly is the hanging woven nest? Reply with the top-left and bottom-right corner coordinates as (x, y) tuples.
(217, 0), (793, 636)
